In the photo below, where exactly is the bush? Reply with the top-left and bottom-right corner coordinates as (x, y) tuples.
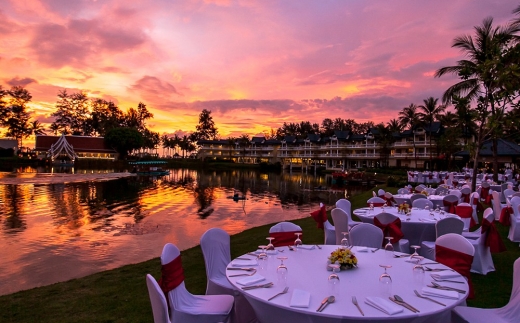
(386, 176), (398, 187)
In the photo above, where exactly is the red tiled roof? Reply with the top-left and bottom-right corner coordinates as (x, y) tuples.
(35, 135), (117, 153)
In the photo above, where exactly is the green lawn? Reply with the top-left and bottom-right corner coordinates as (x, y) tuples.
(0, 186), (518, 322)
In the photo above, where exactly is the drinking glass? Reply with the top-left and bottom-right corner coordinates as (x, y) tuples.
(258, 245), (268, 272)
(412, 257), (425, 289)
(328, 263), (341, 298)
(369, 202), (374, 212)
(435, 207), (440, 214)
(410, 245), (421, 259)
(340, 232), (350, 249)
(294, 232), (302, 248)
(384, 237), (394, 259)
(266, 237), (275, 251)
(379, 264), (392, 297)
(425, 205), (429, 212)
(276, 256), (288, 287)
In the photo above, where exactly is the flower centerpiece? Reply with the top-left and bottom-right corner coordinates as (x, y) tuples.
(420, 190), (429, 196)
(328, 248), (358, 270)
(398, 202), (410, 214)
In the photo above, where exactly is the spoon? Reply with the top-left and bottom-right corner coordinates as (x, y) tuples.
(319, 296), (335, 312)
(394, 295), (420, 313)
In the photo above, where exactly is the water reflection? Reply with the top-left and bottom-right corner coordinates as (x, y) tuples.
(0, 168), (368, 295)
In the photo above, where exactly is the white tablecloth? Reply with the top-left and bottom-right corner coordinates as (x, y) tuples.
(393, 194), (446, 209)
(353, 207), (460, 248)
(227, 245), (468, 323)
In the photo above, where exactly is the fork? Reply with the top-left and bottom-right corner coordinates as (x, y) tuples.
(371, 248), (380, 253)
(413, 290), (446, 306)
(267, 286), (289, 301)
(229, 270), (256, 277)
(242, 282), (273, 290)
(352, 296), (364, 316)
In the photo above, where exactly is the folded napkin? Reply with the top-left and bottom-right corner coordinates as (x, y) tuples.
(297, 244), (315, 250)
(421, 218), (437, 223)
(255, 249), (278, 255)
(236, 273), (266, 286)
(422, 287), (459, 299)
(231, 259), (258, 267)
(431, 271), (460, 279)
(289, 289), (311, 308)
(364, 297), (403, 315)
(356, 246), (369, 252)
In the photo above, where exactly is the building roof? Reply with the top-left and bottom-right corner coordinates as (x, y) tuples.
(455, 139), (520, 157)
(35, 135), (117, 153)
(251, 136), (266, 144)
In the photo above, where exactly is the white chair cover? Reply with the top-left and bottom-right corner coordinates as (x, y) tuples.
(452, 257), (520, 323)
(470, 192), (480, 225)
(470, 211), (496, 275)
(374, 212), (409, 253)
(410, 194), (427, 204)
(436, 233), (474, 257)
(460, 187), (471, 204)
(504, 189), (516, 201)
(463, 208), (494, 240)
(492, 191), (505, 221)
(420, 217), (464, 260)
(331, 208), (349, 245)
(146, 274), (172, 323)
(412, 199), (434, 210)
(336, 198), (361, 228)
(349, 223), (383, 248)
(457, 202), (473, 232)
(324, 220), (336, 245)
(508, 197), (520, 242)
(200, 228), (257, 323)
(269, 222), (302, 233)
(443, 194), (459, 212)
(397, 188), (409, 194)
(450, 189), (462, 199)
(161, 243), (234, 323)
(384, 192), (396, 206)
(378, 189), (386, 197)
(367, 196), (385, 205)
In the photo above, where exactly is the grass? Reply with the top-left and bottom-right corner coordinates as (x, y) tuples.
(0, 186), (518, 322)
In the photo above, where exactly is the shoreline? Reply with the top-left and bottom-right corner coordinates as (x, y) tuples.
(0, 172), (136, 185)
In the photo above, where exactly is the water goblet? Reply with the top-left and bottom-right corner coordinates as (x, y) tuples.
(258, 245), (268, 272)
(328, 263), (341, 298)
(425, 205), (429, 212)
(412, 257), (425, 289)
(410, 245), (421, 259)
(435, 206), (440, 214)
(294, 232), (303, 249)
(266, 237), (275, 251)
(340, 232), (350, 249)
(379, 264), (392, 297)
(276, 256), (288, 287)
(384, 237), (394, 259)
(369, 202), (374, 212)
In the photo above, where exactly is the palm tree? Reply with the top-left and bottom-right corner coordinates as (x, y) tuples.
(30, 120), (46, 136)
(386, 119), (403, 133)
(452, 96), (477, 146)
(418, 97), (445, 170)
(435, 17), (520, 184)
(438, 111), (457, 128)
(398, 104), (421, 169)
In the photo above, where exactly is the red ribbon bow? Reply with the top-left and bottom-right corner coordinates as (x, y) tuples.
(435, 245), (474, 299)
(482, 219), (507, 253)
(499, 207), (513, 226)
(443, 200), (458, 214)
(461, 193), (470, 203)
(455, 205), (476, 227)
(373, 217), (404, 246)
(480, 187), (490, 202)
(310, 205), (327, 229)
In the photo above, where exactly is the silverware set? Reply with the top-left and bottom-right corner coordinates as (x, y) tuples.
(389, 295), (420, 313)
(413, 290), (446, 306)
(316, 296), (335, 312)
(241, 282), (273, 290)
(428, 282), (466, 294)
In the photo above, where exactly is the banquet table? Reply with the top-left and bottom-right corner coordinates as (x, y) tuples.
(353, 206), (461, 248)
(393, 194), (446, 209)
(226, 245), (468, 323)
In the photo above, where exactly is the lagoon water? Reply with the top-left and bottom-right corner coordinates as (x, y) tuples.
(0, 168), (365, 295)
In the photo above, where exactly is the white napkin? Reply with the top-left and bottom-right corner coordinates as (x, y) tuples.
(297, 244), (315, 250)
(364, 297), (403, 315)
(236, 273), (266, 286)
(231, 259), (258, 267)
(289, 289), (311, 308)
(431, 271), (460, 279)
(356, 246), (369, 252)
(421, 218), (437, 223)
(422, 287), (459, 299)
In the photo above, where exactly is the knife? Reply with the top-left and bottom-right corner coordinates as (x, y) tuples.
(428, 284), (466, 294)
(389, 297), (419, 313)
(227, 267), (255, 271)
(316, 296), (329, 312)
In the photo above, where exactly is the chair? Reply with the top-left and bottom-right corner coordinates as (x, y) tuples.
(412, 198), (433, 210)
(455, 202), (475, 232)
(310, 203), (335, 245)
(367, 196), (386, 207)
(463, 208), (494, 240)
(374, 212), (410, 253)
(146, 274), (172, 323)
(470, 209), (506, 275)
(269, 222), (302, 247)
(415, 184), (426, 193)
(469, 192), (481, 225)
(420, 217), (464, 260)
(160, 243), (234, 323)
(480, 181), (491, 203)
(491, 191), (505, 221)
(397, 188), (409, 195)
(331, 208), (349, 245)
(425, 187), (436, 195)
(410, 194), (427, 204)
(449, 189), (462, 199)
(460, 187), (471, 203)
(452, 257), (520, 323)
(349, 223), (384, 248)
(508, 197), (520, 242)
(443, 194), (459, 213)
(435, 234), (475, 298)
(383, 192), (397, 206)
(200, 229), (257, 323)
(378, 188), (386, 198)
(336, 199), (361, 228)
(504, 188), (516, 201)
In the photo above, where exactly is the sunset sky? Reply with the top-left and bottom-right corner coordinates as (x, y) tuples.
(1, 0), (519, 143)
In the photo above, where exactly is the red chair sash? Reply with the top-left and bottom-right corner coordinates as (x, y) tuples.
(461, 193), (470, 203)
(480, 187), (490, 202)
(453, 180), (459, 187)
(455, 205), (476, 227)
(482, 219), (507, 253)
(499, 207), (513, 226)
(485, 193), (493, 205)
(429, 174), (433, 179)
(443, 200), (458, 214)
(384, 196), (396, 206)
(373, 217), (404, 245)
(159, 256), (185, 297)
(435, 245), (474, 299)
(271, 231), (301, 247)
(473, 197), (484, 212)
(310, 205), (327, 229)
(368, 202), (385, 207)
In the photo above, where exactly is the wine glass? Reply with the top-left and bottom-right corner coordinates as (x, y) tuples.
(435, 206), (440, 214)
(424, 205), (429, 212)
(276, 256), (288, 287)
(369, 202), (374, 212)
(328, 263), (341, 298)
(379, 264), (392, 297)
(384, 237), (394, 259)
(294, 232), (302, 249)
(412, 257), (425, 289)
(266, 237), (275, 251)
(258, 245), (268, 271)
(410, 245), (421, 259)
(340, 232), (350, 249)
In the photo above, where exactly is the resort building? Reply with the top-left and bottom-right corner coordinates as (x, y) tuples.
(34, 135), (118, 163)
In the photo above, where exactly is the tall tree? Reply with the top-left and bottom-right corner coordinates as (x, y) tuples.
(374, 123), (394, 167)
(386, 119), (403, 133)
(418, 97), (445, 169)
(398, 103), (420, 169)
(51, 90), (89, 135)
(90, 99), (124, 136)
(193, 109), (218, 141)
(3, 86), (32, 149)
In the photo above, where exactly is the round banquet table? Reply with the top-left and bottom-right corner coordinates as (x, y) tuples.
(353, 206), (460, 248)
(393, 194), (447, 209)
(226, 245), (468, 323)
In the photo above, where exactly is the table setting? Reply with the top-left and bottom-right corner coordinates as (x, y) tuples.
(226, 241), (468, 323)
